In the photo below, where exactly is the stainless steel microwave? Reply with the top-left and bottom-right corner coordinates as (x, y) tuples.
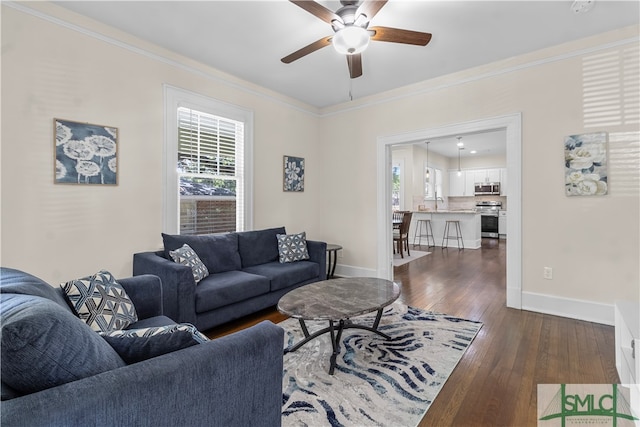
(474, 182), (500, 195)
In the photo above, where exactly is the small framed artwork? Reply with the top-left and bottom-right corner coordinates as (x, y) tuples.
(564, 132), (608, 196)
(283, 155), (304, 192)
(55, 118), (118, 185)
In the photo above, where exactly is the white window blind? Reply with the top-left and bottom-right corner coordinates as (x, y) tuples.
(583, 46), (640, 128)
(177, 107), (244, 235)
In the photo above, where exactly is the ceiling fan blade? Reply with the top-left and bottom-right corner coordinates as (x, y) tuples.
(356, 0), (388, 21)
(281, 36), (332, 64)
(289, 0), (340, 24)
(347, 53), (363, 79)
(370, 26), (432, 46)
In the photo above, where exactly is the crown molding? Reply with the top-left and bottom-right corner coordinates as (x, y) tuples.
(320, 33), (639, 117)
(3, 1), (322, 117)
(5, 2), (638, 120)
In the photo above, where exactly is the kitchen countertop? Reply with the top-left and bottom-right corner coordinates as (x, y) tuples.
(414, 210), (478, 214)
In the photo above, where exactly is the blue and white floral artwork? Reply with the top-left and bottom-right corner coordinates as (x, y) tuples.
(55, 119), (118, 185)
(283, 156), (304, 192)
(564, 132), (608, 196)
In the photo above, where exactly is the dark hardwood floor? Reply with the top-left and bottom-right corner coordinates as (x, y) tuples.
(207, 238), (619, 426)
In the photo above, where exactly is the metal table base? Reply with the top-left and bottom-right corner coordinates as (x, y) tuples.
(284, 308), (391, 375)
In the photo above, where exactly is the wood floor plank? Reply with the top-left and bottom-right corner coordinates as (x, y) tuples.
(206, 238), (619, 426)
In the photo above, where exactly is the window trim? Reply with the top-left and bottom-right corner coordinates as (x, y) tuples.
(163, 85), (253, 234)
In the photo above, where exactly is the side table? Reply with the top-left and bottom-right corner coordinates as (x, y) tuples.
(325, 244), (342, 278)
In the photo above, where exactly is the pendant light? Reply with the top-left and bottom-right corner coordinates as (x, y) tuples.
(425, 141), (430, 180)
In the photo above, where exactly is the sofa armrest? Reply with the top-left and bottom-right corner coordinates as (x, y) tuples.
(0, 321), (284, 427)
(118, 274), (163, 320)
(133, 251), (197, 325)
(307, 240), (327, 281)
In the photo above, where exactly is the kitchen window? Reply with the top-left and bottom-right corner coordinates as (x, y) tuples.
(164, 86), (253, 235)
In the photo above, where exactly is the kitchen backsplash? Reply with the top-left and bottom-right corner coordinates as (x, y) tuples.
(412, 195), (507, 211)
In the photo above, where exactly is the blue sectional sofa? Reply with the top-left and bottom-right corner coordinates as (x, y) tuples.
(0, 267), (284, 427)
(133, 227), (327, 331)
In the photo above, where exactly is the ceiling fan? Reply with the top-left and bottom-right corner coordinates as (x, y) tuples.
(281, 0), (432, 79)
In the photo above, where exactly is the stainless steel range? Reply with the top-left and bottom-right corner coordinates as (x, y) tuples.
(476, 201), (502, 238)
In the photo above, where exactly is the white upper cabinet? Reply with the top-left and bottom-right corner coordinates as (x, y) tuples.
(473, 168), (501, 183)
(449, 167), (506, 196)
(465, 171), (476, 195)
(487, 169), (501, 182)
(449, 171), (465, 196)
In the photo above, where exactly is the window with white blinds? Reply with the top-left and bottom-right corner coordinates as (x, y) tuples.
(177, 107), (244, 235)
(164, 85), (253, 235)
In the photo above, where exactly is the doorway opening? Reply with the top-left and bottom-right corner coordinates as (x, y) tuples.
(376, 113), (522, 309)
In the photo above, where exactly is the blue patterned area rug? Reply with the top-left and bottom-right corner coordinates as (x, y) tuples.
(280, 302), (482, 427)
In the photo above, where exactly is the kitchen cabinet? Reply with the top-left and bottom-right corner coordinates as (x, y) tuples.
(448, 171), (465, 196)
(411, 211), (482, 249)
(465, 172), (476, 196)
(498, 210), (507, 238)
(474, 168), (501, 183)
(449, 168), (506, 196)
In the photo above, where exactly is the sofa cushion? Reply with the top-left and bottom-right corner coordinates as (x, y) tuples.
(169, 244), (209, 283)
(237, 227), (286, 268)
(242, 261), (320, 292)
(61, 270), (138, 333)
(0, 294), (125, 394)
(276, 231), (310, 263)
(162, 232), (241, 274)
(0, 267), (70, 310)
(100, 323), (208, 364)
(129, 315), (178, 329)
(195, 271), (270, 313)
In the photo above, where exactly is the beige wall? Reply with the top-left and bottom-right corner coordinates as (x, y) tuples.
(2, 4), (638, 311)
(320, 26), (640, 305)
(1, 4), (323, 283)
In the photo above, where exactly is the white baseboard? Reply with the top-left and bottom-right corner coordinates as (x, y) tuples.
(332, 263), (377, 278)
(522, 291), (614, 326)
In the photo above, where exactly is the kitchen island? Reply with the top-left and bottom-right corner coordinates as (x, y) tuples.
(409, 211), (481, 249)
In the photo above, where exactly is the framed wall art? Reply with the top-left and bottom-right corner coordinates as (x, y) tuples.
(564, 132), (608, 196)
(283, 155), (304, 192)
(55, 118), (118, 185)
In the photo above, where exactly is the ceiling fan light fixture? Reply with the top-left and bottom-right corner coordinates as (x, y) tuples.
(332, 26), (370, 55)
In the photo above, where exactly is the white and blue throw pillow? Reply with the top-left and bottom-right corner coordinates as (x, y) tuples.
(61, 270), (138, 333)
(277, 232), (310, 263)
(169, 243), (209, 283)
(100, 323), (209, 364)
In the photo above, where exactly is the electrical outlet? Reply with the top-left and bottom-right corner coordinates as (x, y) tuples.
(543, 267), (553, 280)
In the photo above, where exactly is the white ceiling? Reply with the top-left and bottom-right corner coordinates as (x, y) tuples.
(414, 129), (507, 159)
(53, 0), (639, 109)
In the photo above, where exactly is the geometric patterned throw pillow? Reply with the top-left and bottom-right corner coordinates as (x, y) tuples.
(101, 323), (209, 343)
(99, 323), (209, 364)
(60, 270), (138, 333)
(169, 244), (209, 284)
(276, 231), (310, 263)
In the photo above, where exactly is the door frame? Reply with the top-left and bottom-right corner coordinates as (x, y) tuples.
(376, 113), (522, 309)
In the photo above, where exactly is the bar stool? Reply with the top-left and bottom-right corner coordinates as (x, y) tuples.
(413, 219), (435, 248)
(441, 220), (464, 250)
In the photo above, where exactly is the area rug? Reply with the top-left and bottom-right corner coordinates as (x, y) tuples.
(393, 249), (431, 267)
(281, 302), (482, 427)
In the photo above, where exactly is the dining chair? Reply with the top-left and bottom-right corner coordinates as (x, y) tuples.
(392, 211), (404, 229)
(393, 211), (413, 258)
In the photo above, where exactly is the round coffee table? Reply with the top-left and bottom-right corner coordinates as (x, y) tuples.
(277, 277), (400, 375)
